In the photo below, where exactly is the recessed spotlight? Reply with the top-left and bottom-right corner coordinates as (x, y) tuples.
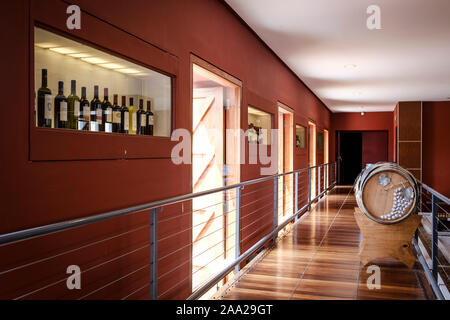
(361, 112), (365, 116)
(344, 64), (357, 69)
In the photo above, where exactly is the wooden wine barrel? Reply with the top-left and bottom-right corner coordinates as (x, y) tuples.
(354, 162), (419, 224)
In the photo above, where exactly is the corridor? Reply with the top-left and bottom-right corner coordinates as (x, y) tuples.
(223, 186), (433, 300)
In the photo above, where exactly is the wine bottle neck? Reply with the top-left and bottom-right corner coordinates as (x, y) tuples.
(42, 71), (47, 88)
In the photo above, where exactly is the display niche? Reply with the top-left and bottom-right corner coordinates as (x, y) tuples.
(34, 27), (172, 137)
(296, 124), (306, 148)
(247, 106), (272, 145)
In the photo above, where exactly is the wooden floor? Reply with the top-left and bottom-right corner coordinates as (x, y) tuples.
(222, 186), (434, 300)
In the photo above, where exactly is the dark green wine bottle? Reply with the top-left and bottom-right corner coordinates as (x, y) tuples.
(120, 96), (129, 134)
(137, 98), (147, 135)
(54, 81), (67, 129)
(80, 87), (90, 131)
(103, 88), (112, 133)
(37, 69), (52, 127)
(112, 94), (122, 133)
(147, 100), (154, 136)
(90, 85), (102, 132)
(67, 80), (80, 130)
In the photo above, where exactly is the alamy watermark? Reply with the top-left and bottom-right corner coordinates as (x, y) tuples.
(366, 5), (382, 30)
(366, 265), (381, 290)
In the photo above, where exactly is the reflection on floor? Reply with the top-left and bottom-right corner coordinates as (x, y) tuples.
(222, 186), (434, 300)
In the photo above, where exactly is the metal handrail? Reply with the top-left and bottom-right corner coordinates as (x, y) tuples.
(189, 163), (336, 299)
(0, 161), (337, 300)
(413, 180), (449, 300)
(421, 183), (450, 205)
(0, 162), (335, 246)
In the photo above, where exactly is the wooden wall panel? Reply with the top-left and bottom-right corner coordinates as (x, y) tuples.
(398, 142), (422, 169)
(398, 102), (422, 141)
(397, 102), (422, 181)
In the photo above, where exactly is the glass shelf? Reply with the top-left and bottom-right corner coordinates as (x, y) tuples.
(34, 26), (172, 137)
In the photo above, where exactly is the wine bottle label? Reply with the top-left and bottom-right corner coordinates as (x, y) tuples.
(113, 111), (121, 123)
(124, 112), (129, 130)
(105, 123), (112, 133)
(60, 102), (68, 121)
(132, 113), (137, 131)
(149, 116), (154, 125)
(106, 107), (112, 122)
(74, 101), (80, 117)
(90, 121), (98, 132)
(83, 106), (90, 121)
(140, 115), (146, 127)
(44, 94), (52, 120)
(96, 109), (103, 124)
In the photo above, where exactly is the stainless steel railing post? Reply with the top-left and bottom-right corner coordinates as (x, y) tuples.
(273, 177), (278, 243)
(431, 194), (438, 280)
(235, 187), (241, 275)
(308, 167), (312, 211)
(318, 165), (321, 198)
(294, 171), (299, 222)
(335, 161), (338, 184)
(150, 208), (158, 300)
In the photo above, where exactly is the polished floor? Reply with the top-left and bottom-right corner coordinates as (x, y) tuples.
(223, 186), (434, 300)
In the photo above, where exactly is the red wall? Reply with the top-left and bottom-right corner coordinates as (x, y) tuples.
(361, 131), (389, 168)
(0, 0), (330, 299)
(422, 102), (450, 197)
(330, 112), (395, 162)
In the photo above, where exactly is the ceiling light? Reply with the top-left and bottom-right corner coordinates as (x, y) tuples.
(69, 53), (91, 58)
(35, 42), (58, 49)
(117, 68), (141, 74)
(361, 112), (365, 116)
(49, 47), (78, 54)
(81, 57), (110, 64)
(99, 63), (125, 69)
(344, 64), (357, 69)
(135, 72), (151, 77)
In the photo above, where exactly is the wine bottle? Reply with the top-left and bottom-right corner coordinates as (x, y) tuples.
(121, 96), (129, 134)
(103, 88), (113, 133)
(147, 100), (154, 136)
(54, 81), (68, 129)
(137, 98), (147, 135)
(67, 80), (80, 130)
(80, 87), (90, 131)
(90, 85), (102, 132)
(37, 69), (52, 127)
(128, 97), (137, 135)
(112, 94), (122, 133)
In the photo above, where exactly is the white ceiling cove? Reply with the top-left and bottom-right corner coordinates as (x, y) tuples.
(225, 0), (450, 112)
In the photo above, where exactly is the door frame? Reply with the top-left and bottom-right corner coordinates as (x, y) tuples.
(308, 120), (317, 199)
(277, 102), (294, 222)
(190, 54), (243, 292)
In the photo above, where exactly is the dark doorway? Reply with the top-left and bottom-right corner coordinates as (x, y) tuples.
(337, 130), (389, 185)
(338, 132), (362, 185)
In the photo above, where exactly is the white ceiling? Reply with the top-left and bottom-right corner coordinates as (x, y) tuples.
(225, 0), (450, 112)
